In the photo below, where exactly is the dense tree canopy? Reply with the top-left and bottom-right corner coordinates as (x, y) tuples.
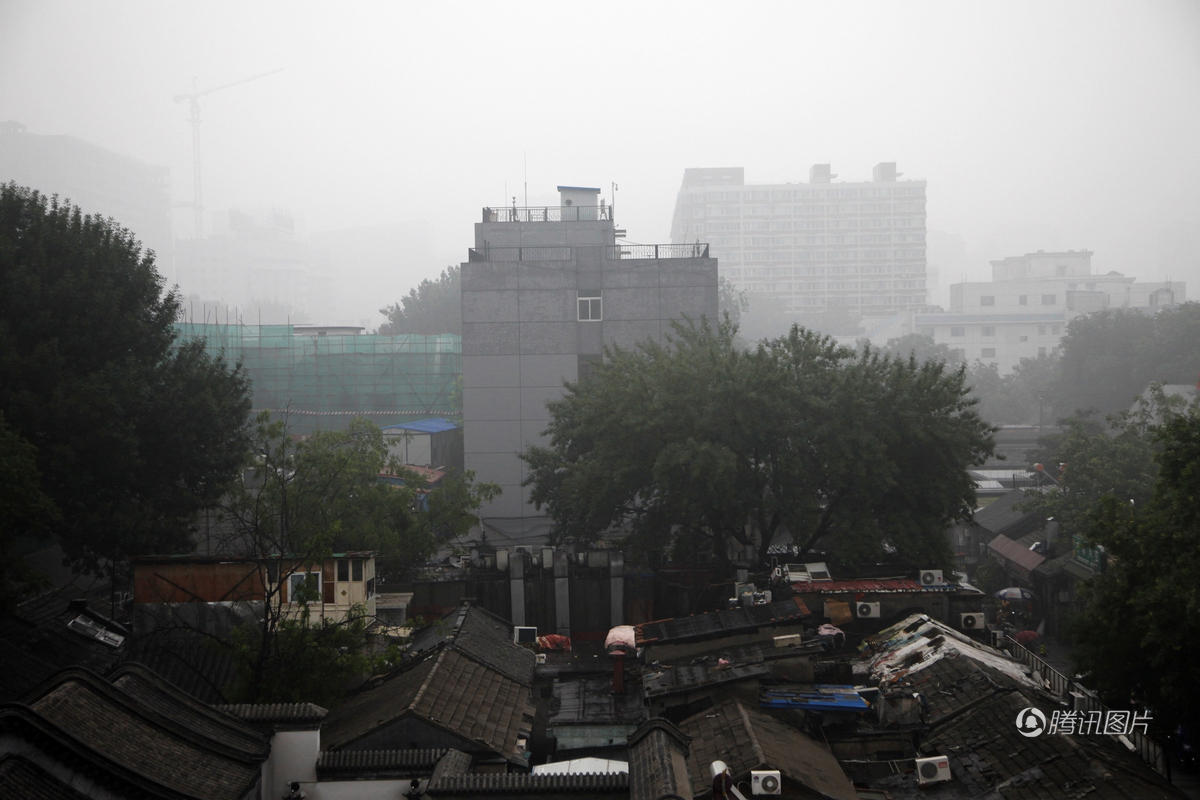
(0, 183), (251, 576)
(379, 265), (461, 335)
(1061, 401), (1200, 732)
(523, 320), (993, 567)
(1053, 303), (1200, 418)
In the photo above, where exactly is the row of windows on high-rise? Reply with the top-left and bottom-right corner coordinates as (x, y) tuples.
(687, 186), (925, 203)
(948, 324), (1062, 337)
(692, 204), (925, 218)
(979, 294), (1058, 306)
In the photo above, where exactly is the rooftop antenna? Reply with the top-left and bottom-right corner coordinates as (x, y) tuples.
(173, 68), (283, 239)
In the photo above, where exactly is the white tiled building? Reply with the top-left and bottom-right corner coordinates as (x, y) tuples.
(669, 163), (927, 318)
(916, 250), (1185, 373)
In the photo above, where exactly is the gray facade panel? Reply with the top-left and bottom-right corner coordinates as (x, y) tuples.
(603, 320), (663, 350)
(462, 322), (519, 355)
(518, 321), (578, 355)
(462, 290), (518, 323)
(462, 263), (521, 292)
(661, 285), (718, 320)
(520, 354), (579, 387)
(602, 287), (662, 320)
(517, 266), (579, 290)
(462, 355), (521, 388)
(521, 420), (552, 449)
(518, 289), (574, 322)
(577, 324), (603, 355)
(521, 386), (565, 421)
(464, 420), (525, 453)
(463, 386), (521, 420)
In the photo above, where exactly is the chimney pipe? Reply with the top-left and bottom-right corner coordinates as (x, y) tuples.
(613, 652), (625, 695)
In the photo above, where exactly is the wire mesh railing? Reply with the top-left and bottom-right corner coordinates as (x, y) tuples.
(482, 205), (613, 223)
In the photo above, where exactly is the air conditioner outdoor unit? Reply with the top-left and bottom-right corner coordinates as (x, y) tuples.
(919, 569), (944, 586)
(915, 755), (952, 785)
(961, 612), (985, 630)
(535, 653), (547, 665)
(751, 769), (782, 795)
(857, 602), (881, 619)
(513, 626), (537, 645)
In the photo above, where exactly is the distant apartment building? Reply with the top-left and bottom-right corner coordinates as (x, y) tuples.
(669, 163), (927, 318)
(462, 186), (718, 533)
(0, 120), (172, 264)
(916, 250), (1185, 373)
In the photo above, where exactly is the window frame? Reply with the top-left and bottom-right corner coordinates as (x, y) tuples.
(287, 571), (322, 605)
(577, 294), (603, 322)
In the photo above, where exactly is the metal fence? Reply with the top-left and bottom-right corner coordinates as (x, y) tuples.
(1004, 635), (1168, 778)
(482, 205), (613, 223)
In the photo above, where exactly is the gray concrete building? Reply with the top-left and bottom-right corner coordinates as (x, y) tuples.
(670, 164), (927, 320)
(462, 186), (718, 537)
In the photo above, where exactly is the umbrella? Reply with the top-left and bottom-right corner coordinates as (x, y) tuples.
(1015, 630), (1040, 645)
(994, 587), (1036, 602)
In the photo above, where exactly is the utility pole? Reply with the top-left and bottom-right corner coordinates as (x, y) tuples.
(173, 68), (283, 238)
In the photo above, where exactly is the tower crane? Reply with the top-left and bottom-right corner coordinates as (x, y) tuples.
(173, 68), (283, 238)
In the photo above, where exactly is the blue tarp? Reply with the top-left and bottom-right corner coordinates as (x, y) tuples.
(382, 417), (458, 434)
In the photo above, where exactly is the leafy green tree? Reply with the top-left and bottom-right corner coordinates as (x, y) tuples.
(1068, 403), (1200, 732)
(0, 412), (58, 609)
(0, 183), (251, 576)
(880, 333), (965, 367)
(379, 265), (461, 335)
(523, 320), (993, 567)
(1053, 304), (1200, 418)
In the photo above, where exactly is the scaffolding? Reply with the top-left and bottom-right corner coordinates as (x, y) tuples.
(174, 322), (461, 434)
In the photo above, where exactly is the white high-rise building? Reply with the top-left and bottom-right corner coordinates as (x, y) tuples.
(670, 164), (927, 318)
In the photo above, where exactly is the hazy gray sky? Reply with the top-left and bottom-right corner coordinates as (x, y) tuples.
(3, 0), (1198, 320)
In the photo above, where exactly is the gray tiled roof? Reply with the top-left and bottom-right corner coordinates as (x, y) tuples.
(426, 771), (630, 795)
(0, 754), (94, 800)
(680, 699), (858, 800)
(16, 668), (266, 799)
(110, 663), (269, 755)
(213, 701), (328, 727)
(322, 648), (534, 763)
(316, 748), (447, 777)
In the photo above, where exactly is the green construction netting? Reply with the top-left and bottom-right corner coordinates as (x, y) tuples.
(174, 323), (461, 432)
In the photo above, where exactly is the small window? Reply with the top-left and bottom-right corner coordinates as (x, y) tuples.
(1051, 324), (1062, 335)
(337, 559), (349, 582)
(982, 326), (995, 337)
(981, 295), (995, 306)
(1018, 295), (1028, 306)
(950, 326), (965, 337)
(352, 559), (364, 581)
(1020, 335), (1028, 342)
(578, 295), (602, 321)
(1042, 294), (1056, 305)
(982, 347), (996, 358)
(288, 572), (321, 604)
(1038, 346), (1047, 357)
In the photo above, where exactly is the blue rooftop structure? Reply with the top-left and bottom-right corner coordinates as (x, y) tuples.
(381, 417), (458, 435)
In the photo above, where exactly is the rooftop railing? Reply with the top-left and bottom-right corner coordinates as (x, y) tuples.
(467, 242), (710, 263)
(482, 205), (613, 223)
